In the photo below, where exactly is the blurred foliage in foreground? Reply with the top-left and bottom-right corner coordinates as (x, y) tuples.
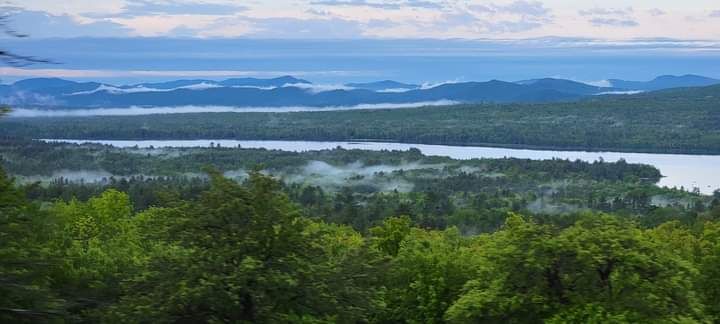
(2, 163), (720, 323)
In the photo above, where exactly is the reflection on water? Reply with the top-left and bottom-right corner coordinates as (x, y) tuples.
(42, 139), (720, 195)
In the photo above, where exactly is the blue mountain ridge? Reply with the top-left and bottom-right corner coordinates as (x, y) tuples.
(1, 75), (717, 108)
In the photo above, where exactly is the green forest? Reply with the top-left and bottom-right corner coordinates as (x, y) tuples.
(4, 85), (720, 154)
(3, 134), (720, 323)
(2, 86), (720, 323)
(3, 160), (720, 323)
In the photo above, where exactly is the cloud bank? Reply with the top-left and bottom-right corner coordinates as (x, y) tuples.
(10, 1), (720, 40)
(7, 101), (459, 117)
(579, 7), (638, 28)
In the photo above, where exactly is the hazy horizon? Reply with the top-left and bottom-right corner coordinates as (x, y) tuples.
(3, 37), (720, 85)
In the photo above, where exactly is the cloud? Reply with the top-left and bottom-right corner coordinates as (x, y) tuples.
(589, 18), (638, 27)
(225, 16), (369, 39)
(310, 0), (442, 10)
(579, 8), (633, 16)
(161, 14), (372, 38)
(167, 25), (199, 37)
(648, 8), (666, 17)
(493, 0), (550, 17)
(579, 7), (638, 28)
(482, 19), (546, 33)
(4, 1), (719, 40)
(118, 0), (248, 17)
(8, 101), (460, 117)
(64, 82), (221, 96)
(282, 83), (356, 93)
(453, 1), (553, 33)
(468, 1), (551, 17)
(1, 9), (132, 38)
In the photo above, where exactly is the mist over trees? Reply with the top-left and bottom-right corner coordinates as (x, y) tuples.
(1, 161), (720, 322)
(1, 134), (720, 322)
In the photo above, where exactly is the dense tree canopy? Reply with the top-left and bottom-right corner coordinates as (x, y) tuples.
(1, 163), (720, 323)
(1, 101), (720, 322)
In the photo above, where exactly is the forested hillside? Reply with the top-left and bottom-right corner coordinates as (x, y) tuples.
(4, 138), (702, 229)
(4, 84), (720, 154)
(2, 160), (720, 323)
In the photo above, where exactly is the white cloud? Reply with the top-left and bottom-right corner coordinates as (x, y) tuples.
(419, 80), (462, 89)
(1, 8), (132, 38)
(64, 82), (221, 95)
(18, 0), (126, 16)
(595, 90), (645, 95)
(6, 1), (720, 40)
(584, 79), (611, 87)
(120, 0), (248, 17)
(579, 7), (638, 28)
(311, 0), (443, 10)
(282, 82), (355, 93)
(648, 8), (666, 16)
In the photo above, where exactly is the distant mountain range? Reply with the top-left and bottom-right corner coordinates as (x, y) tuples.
(1, 74), (717, 108)
(607, 75), (720, 91)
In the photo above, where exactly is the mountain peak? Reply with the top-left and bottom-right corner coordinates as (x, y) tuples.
(12, 78), (80, 91)
(611, 75), (720, 91)
(219, 76), (311, 87)
(346, 80), (419, 91)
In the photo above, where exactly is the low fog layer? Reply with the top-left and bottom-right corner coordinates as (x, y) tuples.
(8, 101), (458, 117)
(282, 161), (439, 192)
(249, 161), (447, 192)
(17, 170), (116, 184)
(15, 160), (448, 193)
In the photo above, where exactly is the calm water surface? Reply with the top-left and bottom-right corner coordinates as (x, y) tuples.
(44, 139), (720, 195)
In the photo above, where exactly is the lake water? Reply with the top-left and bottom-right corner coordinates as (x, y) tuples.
(44, 139), (720, 195)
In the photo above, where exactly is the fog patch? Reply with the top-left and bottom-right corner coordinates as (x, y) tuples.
(595, 90), (645, 95)
(377, 88), (415, 93)
(456, 166), (483, 174)
(224, 169), (250, 181)
(525, 180), (586, 214)
(526, 198), (585, 215)
(14, 170), (184, 185)
(17, 170), (115, 184)
(585, 79), (612, 87)
(419, 80), (462, 90)
(65, 82), (222, 96)
(280, 160), (446, 192)
(282, 83), (355, 93)
(231, 85), (277, 90)
(650, 195), (692, 208)
(9, 100), (459, 117)
(124, 147), (188, 158)
(1, 91), (60, 106)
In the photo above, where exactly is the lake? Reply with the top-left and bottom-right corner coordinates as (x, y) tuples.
(43, 139), (720, 195)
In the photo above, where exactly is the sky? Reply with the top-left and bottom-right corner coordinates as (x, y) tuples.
(1, 1), (720, 84)
(6, 0), (720, 39)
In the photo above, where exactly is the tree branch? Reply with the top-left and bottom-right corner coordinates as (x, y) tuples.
(0, 9), (55, 66)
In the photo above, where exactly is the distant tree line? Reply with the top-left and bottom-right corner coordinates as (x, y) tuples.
(3, 85), (720, 153)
